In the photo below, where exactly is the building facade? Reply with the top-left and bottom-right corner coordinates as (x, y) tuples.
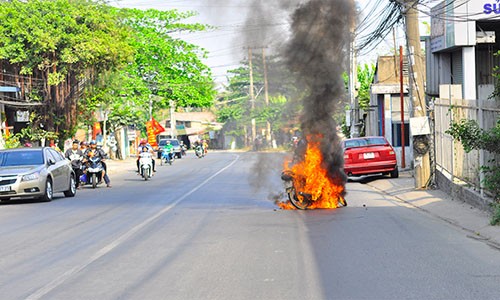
(427, 0), (500, 205)
(366, 56), (412, 168)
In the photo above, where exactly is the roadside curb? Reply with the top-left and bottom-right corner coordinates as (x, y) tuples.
(363, 171), (500, 250)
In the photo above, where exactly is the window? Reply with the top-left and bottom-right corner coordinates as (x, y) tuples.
(392, 123), (410, 147)
(48, 149), (64, 161)
(0, 150), (44, 166)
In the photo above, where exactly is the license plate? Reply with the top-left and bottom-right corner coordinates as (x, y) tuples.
(363, 152), (375, 159)
(0, 186), (11, 192)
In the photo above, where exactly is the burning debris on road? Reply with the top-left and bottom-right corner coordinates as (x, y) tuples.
(276, 0), (356, 210)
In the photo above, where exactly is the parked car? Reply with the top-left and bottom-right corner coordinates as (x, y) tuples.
(0, 147), (76, 202)
(342, 136), (399, 178)
(157, 139), (182, 158)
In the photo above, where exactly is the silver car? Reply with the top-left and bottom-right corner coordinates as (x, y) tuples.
(0, 147), (76, 202)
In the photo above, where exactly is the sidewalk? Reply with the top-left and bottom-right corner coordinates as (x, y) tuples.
(365, 171), (500, 250)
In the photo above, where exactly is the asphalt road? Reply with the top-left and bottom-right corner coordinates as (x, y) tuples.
(1, 152), (500, 300)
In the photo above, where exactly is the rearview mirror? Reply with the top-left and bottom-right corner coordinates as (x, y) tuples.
(47, 158), (56, 165)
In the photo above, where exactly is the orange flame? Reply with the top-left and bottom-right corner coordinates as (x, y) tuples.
(278, 137), (345, 210)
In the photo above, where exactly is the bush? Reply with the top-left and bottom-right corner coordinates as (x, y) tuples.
(446, 119), (500, 224)
(491, 202), (500, 226)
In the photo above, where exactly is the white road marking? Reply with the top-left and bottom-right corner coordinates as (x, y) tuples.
(27, 155), (240, 300)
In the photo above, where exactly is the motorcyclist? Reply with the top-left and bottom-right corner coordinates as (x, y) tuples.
(136, 139), (156, 173)
(202, 139), (208, 155)
(84, 140), (111, 187)
(179, 140), (187, 156)
(64, 140), (84, 189)
(163, 140), (174, 163)
(80, 141), (88, 151)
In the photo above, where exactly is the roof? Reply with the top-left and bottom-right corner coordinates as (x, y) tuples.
(162, 111), (217, 122)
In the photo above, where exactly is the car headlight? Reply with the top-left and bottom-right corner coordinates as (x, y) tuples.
(22, 172), (40, 182)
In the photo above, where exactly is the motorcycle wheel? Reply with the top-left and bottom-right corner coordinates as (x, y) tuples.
(92, 174), (97, 189)
(338, 196), (347, 207)
(286, 186), (311, 210)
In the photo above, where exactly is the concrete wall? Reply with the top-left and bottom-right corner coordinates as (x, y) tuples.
(436, 170), (494, 213)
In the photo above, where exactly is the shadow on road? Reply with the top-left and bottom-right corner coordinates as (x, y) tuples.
(347, 174), (387, 184)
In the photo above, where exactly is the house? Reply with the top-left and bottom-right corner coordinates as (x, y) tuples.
(159, 111), (223, 149)
(0, 84), (34, 146)
(365, 55), (412, 168)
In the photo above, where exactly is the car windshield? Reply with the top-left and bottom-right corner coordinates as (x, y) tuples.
(170, 140), (180, 146)
(344, 137), (387, 148)
(0, 150), (44, 166)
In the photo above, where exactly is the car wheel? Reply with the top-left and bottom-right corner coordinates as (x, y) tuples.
(64, 175), (77, 197)
(39, 178), (53, 202)
(390, 168), (399, 178)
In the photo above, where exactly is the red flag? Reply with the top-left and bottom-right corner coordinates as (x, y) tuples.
(92, 122), (102, 140)
(151, 117), (165, 135)
(145, 121), (158, 147)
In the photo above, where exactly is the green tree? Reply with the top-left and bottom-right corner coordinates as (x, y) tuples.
(357, 64), (376, 110)
(0, 1), (216, 144)
(0, 0), (133, 143)
(216, 54), (304, 147)
(81, 7), (216, 136)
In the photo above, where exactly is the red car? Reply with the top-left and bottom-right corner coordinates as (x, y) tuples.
(342, 136), (399, 178)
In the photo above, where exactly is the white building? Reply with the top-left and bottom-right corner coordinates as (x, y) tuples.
(428, 0), (500, 100)
(427, 0), (500, 206)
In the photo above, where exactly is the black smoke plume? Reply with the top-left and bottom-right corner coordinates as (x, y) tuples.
(284, 0), (355, 187)
(245, 0), (355, 197)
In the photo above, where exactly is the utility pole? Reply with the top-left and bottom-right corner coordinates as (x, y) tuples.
(169, 99), (176, 138)
(349, 32), (359, 138)
(248, 48), (256, 147)
(403, 0), (431, 188)
(399, 45), (406, 169)
(262, 48), (271, 147)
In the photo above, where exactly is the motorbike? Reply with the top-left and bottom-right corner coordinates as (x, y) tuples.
(195, 145), (204, 158)
(160, 150), (174, 166)
(281, 170), (347, 210)
(86, 156), (104, 188)
(139, 151), (154, 180)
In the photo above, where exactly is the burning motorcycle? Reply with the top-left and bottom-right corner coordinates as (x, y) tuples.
(281, 170), (347, 210)
(139, 151), (154, 180)
(279, 137), (347, 210)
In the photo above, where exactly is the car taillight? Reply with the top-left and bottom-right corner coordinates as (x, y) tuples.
(344, 153), (349, 159)
(389, 150), (395, 155)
